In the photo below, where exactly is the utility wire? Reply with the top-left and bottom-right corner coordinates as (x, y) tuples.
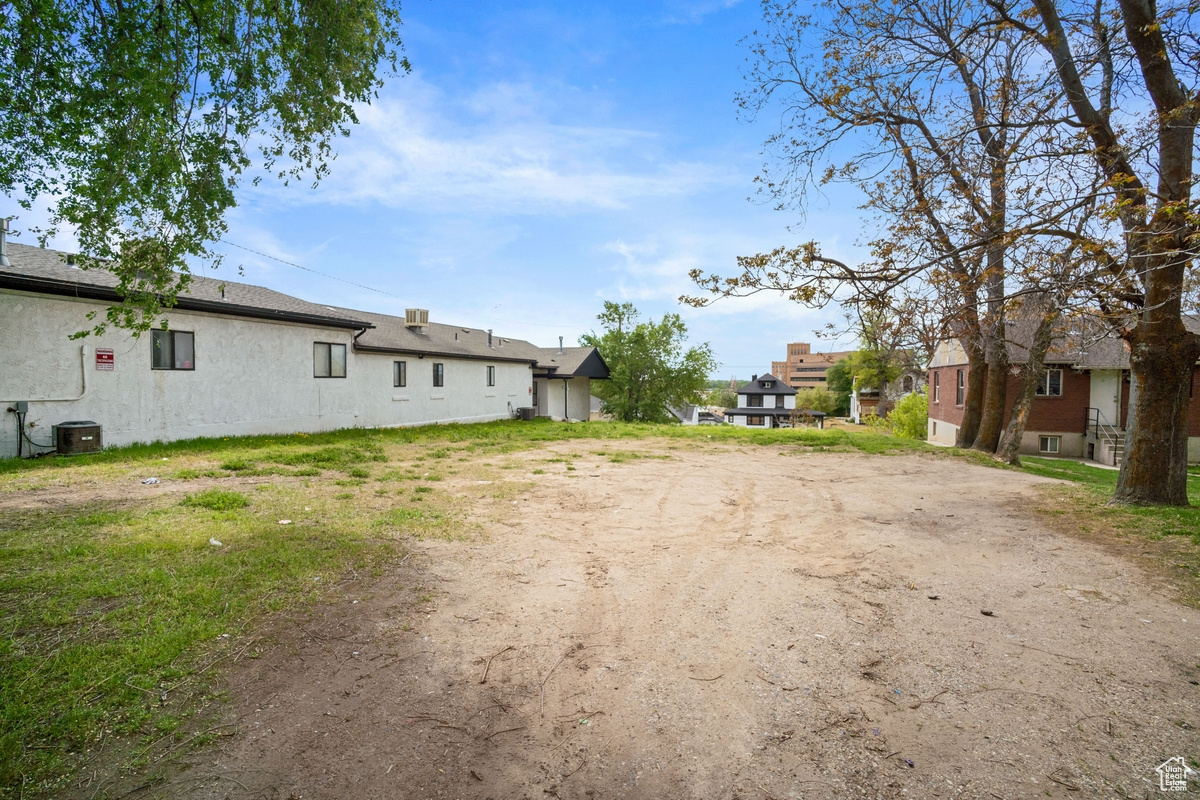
(217, 238), (581, 330)
(218, 239), (405, 299)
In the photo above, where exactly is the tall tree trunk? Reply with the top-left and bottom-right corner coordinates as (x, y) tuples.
(997, 310), (1059, 465)
(973, 319), (1009, 453)
(957, 337), (986, 447)
(1114, 297), (1200, 505)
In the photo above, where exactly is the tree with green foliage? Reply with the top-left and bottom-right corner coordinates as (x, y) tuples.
(581, 302), (716, 423)
(886, 390), (928, 440)
(1, 0), (408, 335)
(825, 359), (853, 416)
(794, 387), (840, 415)
(704, 386), (738, 409)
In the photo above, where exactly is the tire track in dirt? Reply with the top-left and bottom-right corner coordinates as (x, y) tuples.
(168, 448), (1200, 800)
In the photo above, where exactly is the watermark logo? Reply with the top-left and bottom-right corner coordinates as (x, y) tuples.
(1156, 756), (1195, 792)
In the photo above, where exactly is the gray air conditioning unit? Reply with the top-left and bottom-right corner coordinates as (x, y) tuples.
(53, 421), (102, 454)
(517, 407), (536, 421)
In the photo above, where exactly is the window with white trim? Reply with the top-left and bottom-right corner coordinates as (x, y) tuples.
(1036, 368), (1063, 396)
(487, 365), (495, 387)
(151, 329), (194, 370)
(393, 360), (406, 387)
(313, 343), (346, 378)
(1039, 435), (1061, 454)
(933, 372), (940, 403)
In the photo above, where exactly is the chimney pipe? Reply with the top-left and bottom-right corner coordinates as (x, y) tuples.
(0, 219), (10, 268)
(752, 374), (757, 382)
(558, 336), (564, 354)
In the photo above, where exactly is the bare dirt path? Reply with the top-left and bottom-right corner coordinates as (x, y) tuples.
(178, 445), (1198, 800)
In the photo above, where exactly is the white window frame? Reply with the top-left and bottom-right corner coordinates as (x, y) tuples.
(1036, 368), (1064, 397)
(486, 365), (495, 387)
(314, 342), (346, 378)
(933, 372), (940, 403)
(1039, 435), (1061, 454)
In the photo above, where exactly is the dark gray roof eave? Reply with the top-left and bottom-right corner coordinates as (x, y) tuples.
(0, 271), (375, 330)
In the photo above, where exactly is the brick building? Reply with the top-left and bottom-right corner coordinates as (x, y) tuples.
(772, 342), (855, 391)
(926, 319), (1200, 464)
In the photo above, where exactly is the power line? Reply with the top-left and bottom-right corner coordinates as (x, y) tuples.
(216, 237), (582, 330)
(218, 239), (405, 299)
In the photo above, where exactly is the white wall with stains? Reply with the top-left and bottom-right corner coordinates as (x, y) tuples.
(1, 291), (534, 457)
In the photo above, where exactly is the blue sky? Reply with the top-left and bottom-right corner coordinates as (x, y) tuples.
(43, 1), (873, 378)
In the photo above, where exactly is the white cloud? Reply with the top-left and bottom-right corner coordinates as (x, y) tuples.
(251, 75), (728, 215)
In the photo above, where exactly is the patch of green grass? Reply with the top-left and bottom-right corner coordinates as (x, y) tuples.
(346, 466), (371, 479)
(172, 469), (224, 480)
(219, 459), (255, 472)
(377, 507), (461, 541)
(0, 489), (404, 792)
(413, 485), (433, 494)
(607, 451), (673, 464)
(181, 489), (250, 511)
(1019, 457), (1200, 604)
(532, 469), (545, 475)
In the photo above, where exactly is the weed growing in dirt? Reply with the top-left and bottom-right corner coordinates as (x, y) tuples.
(182, 489), (250, 511)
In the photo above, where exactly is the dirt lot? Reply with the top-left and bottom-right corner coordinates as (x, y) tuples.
(156, 443), (1197, 799)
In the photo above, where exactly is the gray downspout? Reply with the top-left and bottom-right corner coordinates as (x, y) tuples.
(563, 378), (569, 421)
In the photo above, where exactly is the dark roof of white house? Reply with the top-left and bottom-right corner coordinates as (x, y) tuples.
(0, 242), (608, 377)
(1, 242), (374, 329)
(737, 373), (797, 395)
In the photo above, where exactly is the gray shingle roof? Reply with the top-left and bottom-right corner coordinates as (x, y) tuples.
(1, 242), (374, 329)
(0, 242), (609, 374)
(737, 373), (797, 395)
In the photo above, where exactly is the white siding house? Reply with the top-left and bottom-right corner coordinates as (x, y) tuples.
(724, 373), (825, 428)
(0, 243), (607, 457)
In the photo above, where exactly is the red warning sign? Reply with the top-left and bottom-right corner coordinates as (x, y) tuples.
(96, 348), (114, 370)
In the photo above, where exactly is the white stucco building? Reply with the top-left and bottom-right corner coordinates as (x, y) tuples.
(0, 243), (607, 457)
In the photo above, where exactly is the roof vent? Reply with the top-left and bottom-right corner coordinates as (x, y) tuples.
(0, 218), (10, 268)
(405, 308), (429, 331)
(488, 329), (493, 348)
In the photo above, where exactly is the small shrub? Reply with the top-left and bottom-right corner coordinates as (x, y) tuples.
(182, 489), (249, 511)
(887, 391), (929, 440)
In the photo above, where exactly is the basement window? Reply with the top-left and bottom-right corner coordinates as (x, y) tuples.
(433, 362), (444, 387)
(1036, 368), (1063, 396)
(393, 360), (406, 387)
(314, 342), (346, 378)
(1039, 435), (1061, 454)
(487, 365), (495, 387)
(151, 329), (194, 370)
